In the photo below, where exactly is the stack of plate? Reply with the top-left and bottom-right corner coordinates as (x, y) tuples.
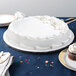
(0, 15), (15, 27)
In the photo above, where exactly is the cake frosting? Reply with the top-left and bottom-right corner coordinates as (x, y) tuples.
(68, 43), (76, 54)
(34, 16), (68, 33)
(9, 16), (69, 39)
(4, 16), (72, 50)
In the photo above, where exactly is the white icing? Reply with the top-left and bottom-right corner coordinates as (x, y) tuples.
(14, 12), (25, 19)
(34, 16), (68, 32)
(69, 43), (76, 53)
(9, 16), (69, 39)
(5, 16), (70, 50)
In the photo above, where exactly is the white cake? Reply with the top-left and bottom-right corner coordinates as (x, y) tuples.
(4, 16), (72, 50)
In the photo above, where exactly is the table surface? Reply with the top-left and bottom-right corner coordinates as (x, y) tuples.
(0, 17), (76, 76)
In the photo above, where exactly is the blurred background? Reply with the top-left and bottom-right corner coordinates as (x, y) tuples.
(0, 0), (75, 17)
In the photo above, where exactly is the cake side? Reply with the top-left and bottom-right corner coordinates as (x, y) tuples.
(6, 28), (71, 50)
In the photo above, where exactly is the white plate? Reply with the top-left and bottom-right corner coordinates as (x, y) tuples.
(3, 30), (74, 53)
(0, 15), (15, 27)
(66, 55), (76, 69)
(59, 49), (76, 71)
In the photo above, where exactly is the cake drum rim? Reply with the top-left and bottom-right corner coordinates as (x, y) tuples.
(59, 49), (76, 71)
(3, 30), (74, 53)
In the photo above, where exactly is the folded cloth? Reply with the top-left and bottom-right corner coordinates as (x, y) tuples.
(5, 70), (10, 76)
(2, 56), (14, 76)
(0, 51), (14, 76)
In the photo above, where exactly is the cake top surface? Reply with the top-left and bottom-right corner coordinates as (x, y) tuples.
(68, 43), (76, 53)
(9, 16), (69, 39)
